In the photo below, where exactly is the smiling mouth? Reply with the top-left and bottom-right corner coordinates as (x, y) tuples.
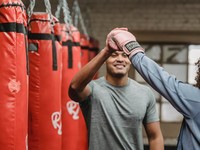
(114, 64), (125, 69)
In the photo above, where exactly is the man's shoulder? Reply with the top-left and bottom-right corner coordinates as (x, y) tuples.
(129, 78), (151, 91)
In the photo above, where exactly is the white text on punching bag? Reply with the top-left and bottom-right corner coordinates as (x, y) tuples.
(66, 101), (80, 120)
(51, 112), (62, 135)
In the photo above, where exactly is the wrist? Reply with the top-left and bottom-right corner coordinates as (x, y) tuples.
(120, 40), (144, 58)
(123, 41), (142, 55)
(129, 49), (144, 59)
(102, 46), (114, 56)
(101, 46), (113, 59)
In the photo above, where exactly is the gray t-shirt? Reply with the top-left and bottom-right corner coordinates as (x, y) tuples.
(80, 77), (159, 150)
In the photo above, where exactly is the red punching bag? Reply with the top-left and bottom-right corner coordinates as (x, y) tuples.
(0, 0), (28, 150)
(61, 24), (87, 150)
(28, 13), (62, 150)
(80, 34), (90, 67)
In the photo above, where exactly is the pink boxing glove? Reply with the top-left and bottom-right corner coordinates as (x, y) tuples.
(107, 28), (144, 58)
(106, 27), (128, 51)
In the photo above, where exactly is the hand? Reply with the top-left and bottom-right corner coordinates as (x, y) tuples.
(107, 28), (144, 58)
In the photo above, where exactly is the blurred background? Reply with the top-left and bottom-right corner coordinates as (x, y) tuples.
(22, 0), (200, 149)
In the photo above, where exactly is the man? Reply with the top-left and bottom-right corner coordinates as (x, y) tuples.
(107, 28), (200, 150)
(68, 39), (164, 149)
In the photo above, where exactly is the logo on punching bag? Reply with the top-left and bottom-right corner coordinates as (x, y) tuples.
(66, 100), (80, 120)
(8, 79), (21, 93)
(51, 112), (62, 135)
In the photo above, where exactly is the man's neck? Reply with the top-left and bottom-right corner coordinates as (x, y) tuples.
(105, 75), (129, 86)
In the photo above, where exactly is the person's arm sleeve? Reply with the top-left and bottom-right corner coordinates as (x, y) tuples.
(131, 52), (200, 118)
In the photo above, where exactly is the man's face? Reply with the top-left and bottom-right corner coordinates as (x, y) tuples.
(106, 51), (131, 78)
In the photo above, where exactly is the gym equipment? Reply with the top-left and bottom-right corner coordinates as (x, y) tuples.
(27, 0), (62, 149)
(0, 0), (28, 149)
(55, 0), (88, 149)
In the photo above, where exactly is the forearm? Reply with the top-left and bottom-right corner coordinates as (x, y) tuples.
(70, 47), (112, 93)
(149, 136), (164, 150)
(131, 52), (200, 116)
(131, 53), (174, 100)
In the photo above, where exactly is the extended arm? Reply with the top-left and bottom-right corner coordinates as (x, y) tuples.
(131, 52), (200, 117)
(144, 122), (164, 150)
(68, 46), (113, 102)
(107, 28), (200, 118)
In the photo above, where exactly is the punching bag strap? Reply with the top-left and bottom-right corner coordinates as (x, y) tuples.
(62, 40), (73, 68)
(62, 40), (80, 69)
(28, 32), (59, 70)
(51, 32), (58, 70)
(0, 22), (26, 33)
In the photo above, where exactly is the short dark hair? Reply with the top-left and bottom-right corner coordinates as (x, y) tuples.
(195, 58), (200, 88)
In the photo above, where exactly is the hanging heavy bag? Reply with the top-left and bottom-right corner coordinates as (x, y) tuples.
(61, 23), (87, 150)
(0, 0), (28, 150)
(55, 0), (88, 149)
(27, 0), (62, 149)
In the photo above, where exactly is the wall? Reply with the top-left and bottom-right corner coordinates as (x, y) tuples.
(78, 0), (200, 47)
